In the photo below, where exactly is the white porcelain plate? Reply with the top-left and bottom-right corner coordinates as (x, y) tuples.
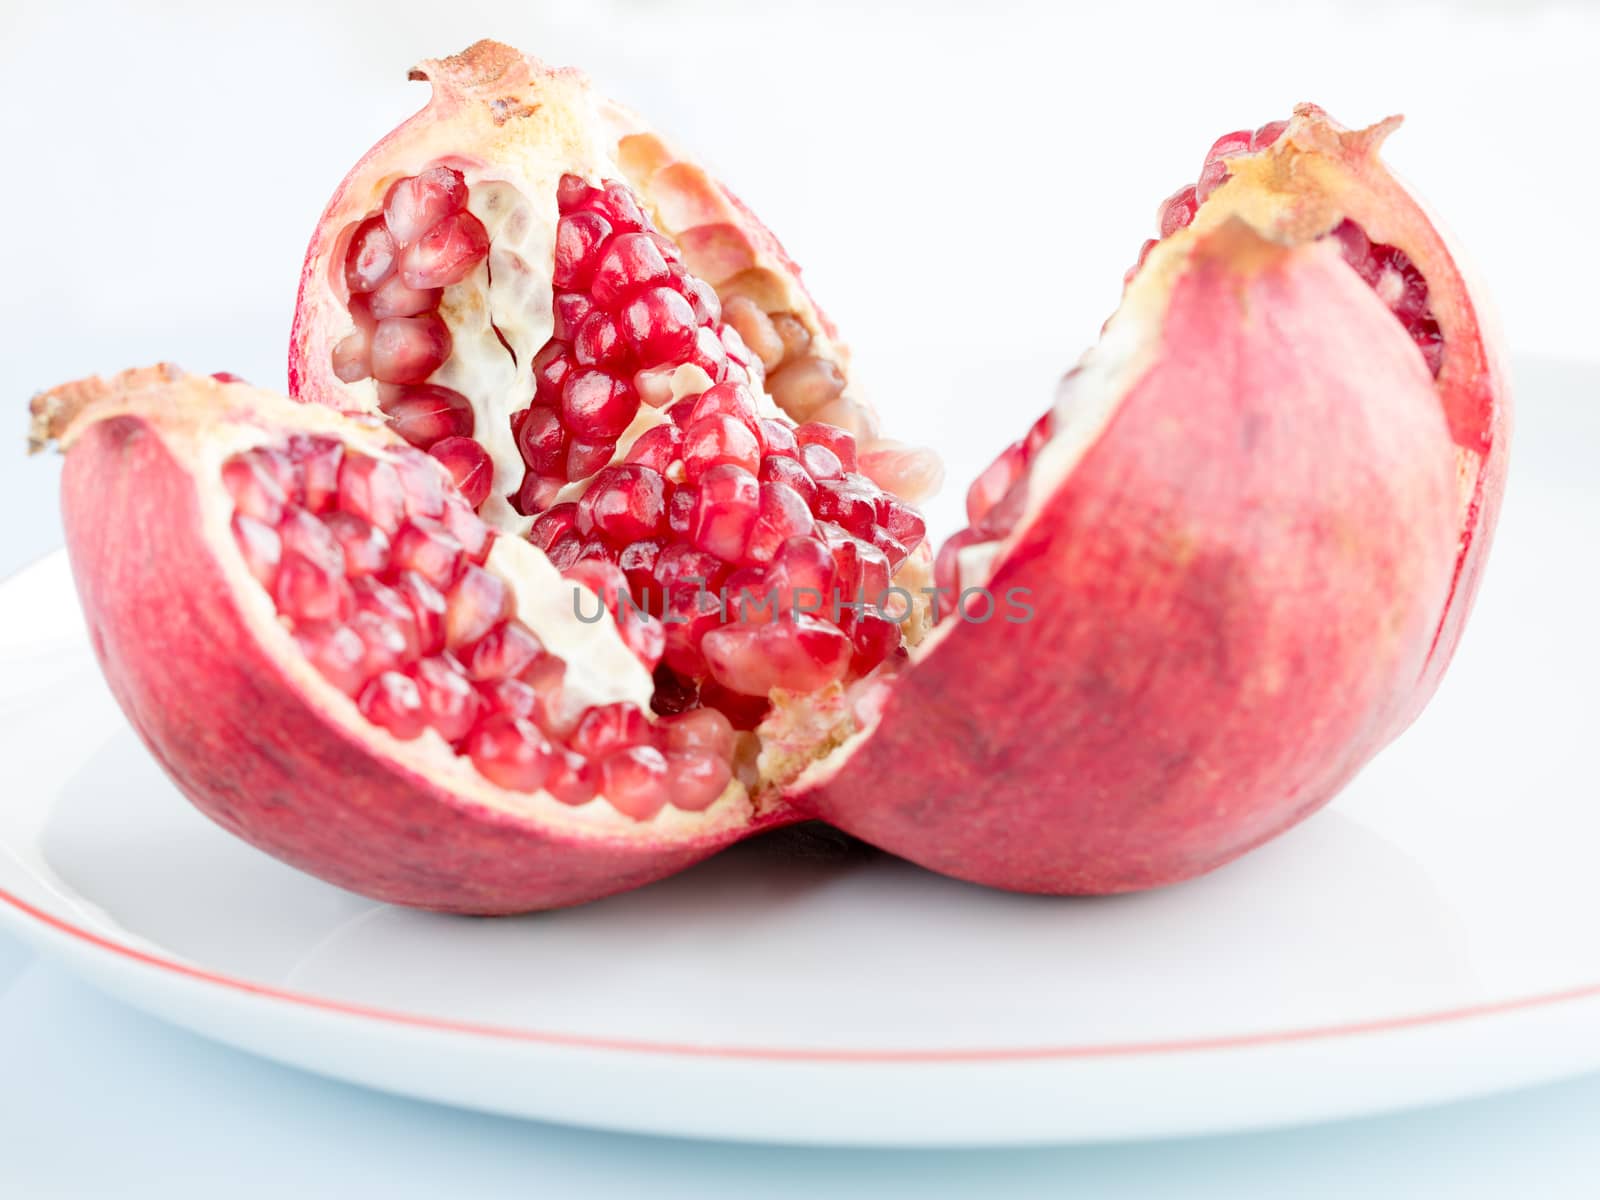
(1, 392), (1596, 1147)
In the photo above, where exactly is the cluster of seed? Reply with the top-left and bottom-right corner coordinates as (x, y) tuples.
(223, 435), (732, 819)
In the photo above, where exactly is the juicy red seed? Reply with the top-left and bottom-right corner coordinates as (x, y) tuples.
(566, 438), (617, 480)
(573, 311), (627, 368)
(390, 522), (465, 590)
(393, 449), (448, 521)
(380, 385), (474, 447)
(745, 481), (815, 565)
(618, 538), (666, 607)
(429, 437), (493, 509)
(349, 610), (408, 678)
(460, 621), (543, 682)
(553, 293), (594, 341)
(590, 232), (672, 308)
(794, 423), (858, 472)
(758, 418), (798, 457)
(659, 707), (737, 758)
(848, 612), (902, 674)
(298, 623), (368, 695)
(701, 616), (853, 697)
(278, 507), (344, 571)
(622, 423), (683, 472)
(881, 498), (926, 551)
(530, 503), (580, 551)
(397, 571), (448, 655)
(322, 512), (390, 576)
(665, 750), (731, 812)
(411, 655), (482, 743)
(682, 414), (761, 483)
(546, 749), (597, 806)
(933, 528), (982, 614)
(576, 465), (668, 542)
(384, 166), (468, 245)
(445, 564), (513, 647)
(232, 513), (282, 590)
(368, 275), (442, 319)
(620, 286), (699, 366)
(676, 273), (721, 326)
(338, 454), (407, 533)
(345, 218), (397, 293)
(767, 535), (836, 613)
(400, 209), (489, 289)
(1252, 119), (1289, 149)
(544, 532), (583, 571)
(352, 577), (421, 658)
(481, 677), (537, 723)
(570, 703), (652, 759)
(1195, 158), (1230, 204)
(667, 486), (695, 537)
(814, 478), (878, 539)
(531, 343), (574, 405)
(1204, 129), (1254, 166)
(469, 716), (558, 791)
(759, 454), (818, 506)
(598, 746), (671, 820)
(799, 443), (844, 481)
(561, 369), (639, 440)
(515, 406), (566, 474)
(553, 210), (614, 290)
(691, 464), (760, 560)
(371, 313), (451, 385)
(688, 326), (730, 382)
(442, 497), (493, 564)
(357, 671), (427, 738)
(557, 173), (593, 210)
(661, 587), (725, 677)
(697, 679), (770, 731)
(1158, 184), (1199, 238)
(222, 455), (287, 524)
(593, 181), (647, 231)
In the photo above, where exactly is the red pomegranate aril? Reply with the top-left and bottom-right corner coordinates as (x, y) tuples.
(389, 522), (464, 589)
(368, 275), (442, 319)
(848, 611), (901, 674)
(544, 532), (583, 571)
(519, 654), (576, 738)
(570, 702), (652, 759)
(337, 454), (407, 533)
(480, 676), (536, 723)
(530, 503), (579, 552)
(573, 311), (627, 368)
(599, 746), (671, 820)
(393, 449), (448, 522)
(687, 325), (730, 382)
(468, 715), (557, 791)
(565, 437), (617, 480)
(291, 437), (344, 514)
(658, 706), (736, 758)
(556, 172), (592, 210)
(881, 498), (926, 550)
(824, 526), (892, 602)
(411, 655), (482, 743)
(660, 587), (724, 677)
(232, 513), (282, 590)
(815, 477), (878, 539)
(590, 232), (672, 308)
(429, 436), (493, 509)
(356, 671), (428, 739)
(381, 385), (474, 447)
(1158, 184), (1199, 238)
(370, 313), (451, 385)
(515, 406), (566, 475)
(745, 480), (815, 565)
(400, 209), (489, 289)
(442, 498), (492, 564)
(758, 418), (798, 457)
(618, 539), (666, 610)
(933, 527), (983, 615)
(445, 564), (513, 647)
(575, 465), (668, 542)
(546, 749), (597, 806)
(697, 679), (770, 731)
(460, 621), (543, 682)
(331, 323), (373, 383)
(675, 270), (721, 325)
(222, 455), (287, 524)
(701, 615), (853, 696)
(622, 423), (683, 472)
(396, 570), (448, 655)
(691, 464), (760, 560)
(552, 210), (613, 290)
(664, 751), (731, 813)
(759, 454), (818, 506)
(344, 217), (396, 293)
(349, 609), (409, 678)
(276, 553), (351, 623)
(351, 577), (422, 658)
(620, 286), (698, 365)
(323, 511), (390, 576)
(593, 180), (647, 231)
(384, 166), (468, 245)
(561, 369), (638, 441)
(514, 474), (562, 518)
(682, 415), (761, 483)
(532, 343), (574, 405)
(1252, 119), (1289, 148)
(799, 443), (844, 482)
(767, 534), (836, 615)
(795, 423), (858, 472)
(295, 622), (366, 696)
(553, 293), (594, 341)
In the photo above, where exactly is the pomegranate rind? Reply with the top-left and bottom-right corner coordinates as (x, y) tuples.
(34, 368), (783, 915)
(795, 223), (1460, 893)
(1190, 104), (1510, 722)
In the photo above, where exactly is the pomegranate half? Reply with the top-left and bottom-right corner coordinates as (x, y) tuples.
(31, 44), (1507, 911)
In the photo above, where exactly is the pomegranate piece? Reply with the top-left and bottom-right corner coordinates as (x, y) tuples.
(468, 716), (557, 791)
(428, 436), (493, 509)
(701, 615), (853, 697)
(399, 210), (490, 289)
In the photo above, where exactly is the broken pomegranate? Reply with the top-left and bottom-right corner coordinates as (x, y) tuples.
(31, 45), (1507, 912)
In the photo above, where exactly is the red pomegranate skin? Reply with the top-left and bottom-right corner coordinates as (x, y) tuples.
(56, 381), (787, 915)
(796, 225), (1460, 893)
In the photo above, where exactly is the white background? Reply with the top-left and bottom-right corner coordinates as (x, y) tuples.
(3, 0), (1599, 1194)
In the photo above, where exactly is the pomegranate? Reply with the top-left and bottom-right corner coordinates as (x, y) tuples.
(30, 46), (1506, 911)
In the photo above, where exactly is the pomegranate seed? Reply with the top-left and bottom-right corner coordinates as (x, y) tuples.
(665, 750), (732, 812)
(565, 438), (617, 481)
(460, 620), (543, 682)
(697, 679), (770, 731)
(468, 715), (557, 791)
(530, 503), (580, 551)
(557, 173), (593, 210)
(744, 480), (815, 565)
(429, 437), (493, 509)
(880, 497), (926, 551)
(632, 365), (679, 409)
(687, 325), (730, 382)
(814, 477), (879, 539)
(623, 423), (683, 472)
(292, 437), (344, 513)
(352, 577), (422, 659)
(620, 286), (698, 365)
(1195, 159), (1230, 204)
(590, 232), (672, 308)
(544, 532), (583, 570)
(531, 343), (574, 405)
(520, 655), (576, 740)
(231, 513), (282, 590)
(368, 275), (442, 319)
(758, 418), (798, 457)
(349, 609), (409, 678)
(759, 454), (818, 507)
(396, 570), (448, 654)
(442, 496), (493, 564)
(380, 385), (474, 448)
(553, 292), (594, 341)
(848, 611), (901, 675)
(794, 423), (858, 472)
(667, 486), (696, 537)
(516, 475), (562, 520)
(445, 564), (513, 647)
(331, 324), (372, 383)
(400, 209), (489, 289)
(658, 707), (736, 758)
(391, 449), (448, 522)
(390, 522), (464, 589)
(573, 310), (627, 368)
(357, 671), (427, 739)
(701, 616), (853, 696)
(561, 369), (638, 441)
(675, 271), (721, 326)
(933, 528), (982, 617)
(822, 526), (891, 603)
(370, 313), (451, 385)
(411, 655), (482, 743)
(766, 535), (837, 618)
(1158, 184), (1199, 238)
(570, 703), (652, 759)
(691, 464), (760, 560)
(515, 406), (566, 475)
(345, 217), (397, 293)
(338, 454), (407, 532)
(322, 512), (390, 576)
(553, 210), (614, 290)
(480, 677), (537, 723)
(799, 443), (844, 481)
(682, 415), (761, 483)
(660, 587), (725, 677)
(384, 166), (468, 245)
(599, 746), (671, 820)
(222, 454), (287, 524)
(1252, 119), (1289, 149)
(575, 465), (668, 542)
(294, 622), (365, 695)
(546, 748), (596, 806)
